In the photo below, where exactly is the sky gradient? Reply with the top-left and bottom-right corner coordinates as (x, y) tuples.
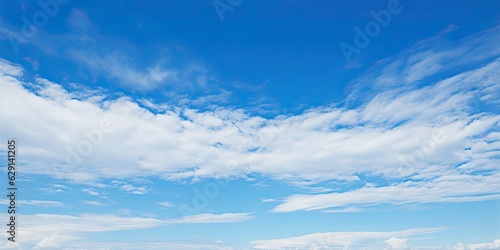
(0, 1), (499, 249)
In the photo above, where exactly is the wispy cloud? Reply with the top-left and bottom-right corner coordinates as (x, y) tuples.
(69, 49), (179, 91)
(386, 237), (408, 250)
(34, 235), (80, 249)
(0, 199), (63, 207)
(158, 201), (175, 207)
(84, 200), (106, 206)
(0, 58), (23, 76)
(15, 213), (166, 247)
(1, 9), (215, 93)
(119, 184), (148, 195)
(272, 173), (500, 212)
(321, 207), (362, 213)
(60, 11), (219, 93)
(6, 212), (253, 249)
(260, 198), (276, 203)
(81, 188), (100, 197)
(39, 183), (72, 194)
(455, 239), (500, 250)
(167, 212), (255, 224)
(252, 227), (446, 249)
(33, 240), (238, 250)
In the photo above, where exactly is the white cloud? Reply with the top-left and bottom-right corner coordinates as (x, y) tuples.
(47, 241), (236, 250)
(470, 239), (500, 250)
(322, 207), (362, 213)
(111, 180), (149, 194)
(81, 188), (100, 196)
(0, 26), (498, 213)
(28, 213), (165, 232)
(0, 241), (18, 249)
(158, 201), (175, 207)
(168, 212), (255, 224)
(0, 59), (23, 76)
(252, 227), (445, 249)
(53, 184), (70, 189)
(120, 184), (148, 195)
(4, 213), (166, 248)
(84, 200), (105, 206)
(38, 187), (66, 193)
(2, 59), (497, 183)
(34, 235), (79, 249)
(260, 198), (276, 203)
(386, 237), (408, 250)
(21, 200), (64, 207)
(272, 173), (500, 212)
(455, 239), (500, 250)
(0, 199), (63, 207)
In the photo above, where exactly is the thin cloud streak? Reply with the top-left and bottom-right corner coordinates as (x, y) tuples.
(252, 227), (446, 249)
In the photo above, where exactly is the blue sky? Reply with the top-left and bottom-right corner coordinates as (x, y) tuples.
(0, 0), (499, 249)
